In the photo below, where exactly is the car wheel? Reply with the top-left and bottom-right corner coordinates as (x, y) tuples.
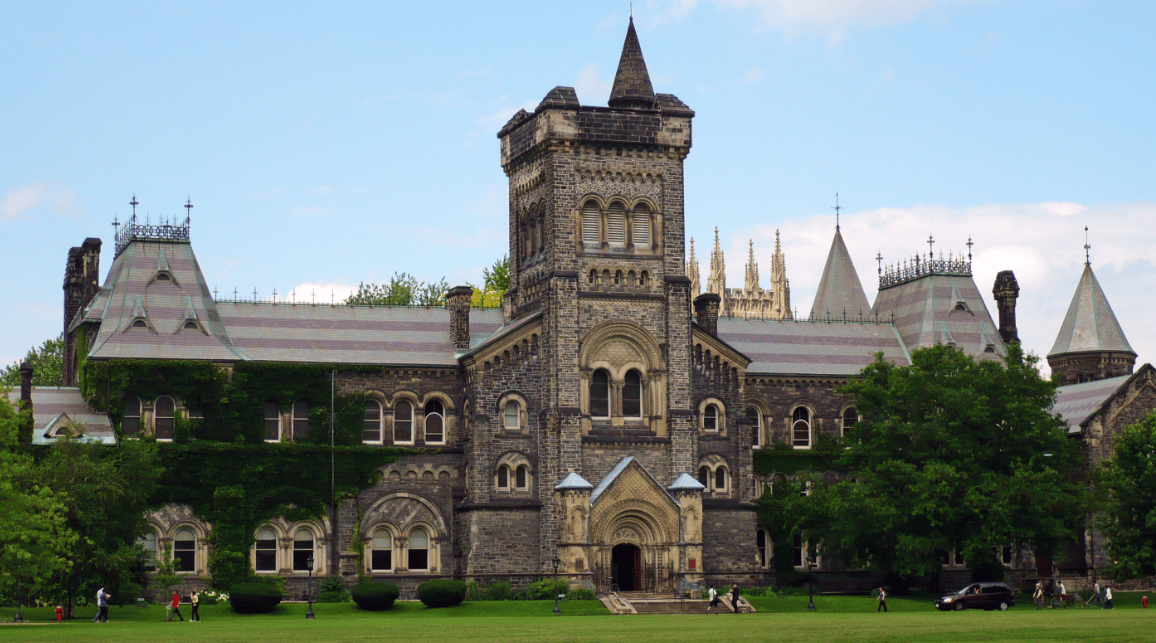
(955, 602), (965, 611)
(999, 601), (1009, 611)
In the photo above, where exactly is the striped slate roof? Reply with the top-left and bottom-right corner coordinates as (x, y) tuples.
(1049, 263), (1135, 358)
(83, 238), (504, 366)
(810, 228), (871, 320)
(6, 387), (115, 444)
(870, 273), (1005, 360)
(717, 318), (910, 376)
(1053, 374), (1131, 433)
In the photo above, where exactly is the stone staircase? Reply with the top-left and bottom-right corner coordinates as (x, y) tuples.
(602, 592), (756, 615)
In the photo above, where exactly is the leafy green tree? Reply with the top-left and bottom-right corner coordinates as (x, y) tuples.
(471, 255), (509, 308)
(0, 393), (75, 603)
(0, 334), (64, 388)
(345, 273), (448, 306)
(812, 344), (1087, 582)
(1098, 411), (1156, 581)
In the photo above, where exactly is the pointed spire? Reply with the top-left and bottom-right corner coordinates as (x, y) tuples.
(1048, 263), (1135, 357)
(770, 230), (792, 319)
(744, 239), (759, 291)
(810, 228), (870, 320)
(608, 17), (657, 110)
(707, 227), (726, 295)
(688, 238), (701, 297)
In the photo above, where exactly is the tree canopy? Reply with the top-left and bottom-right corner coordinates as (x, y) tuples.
(1098, 410), (1156, 581)
(344, 273), (448, 306)
(0, 334), (64, 388)
(808, 344), (1087, 581)
(471, 255), (509, 308)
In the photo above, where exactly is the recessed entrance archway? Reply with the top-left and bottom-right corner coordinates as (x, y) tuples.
(611, 543), (642, 592)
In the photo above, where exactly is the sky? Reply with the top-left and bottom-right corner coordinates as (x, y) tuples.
(2, 0), (1153, 375)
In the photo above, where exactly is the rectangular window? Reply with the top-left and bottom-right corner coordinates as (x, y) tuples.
(255, 538), (277, 572)
(293, 401), (311, 440)
(364, 403), (381, 443)
(264, 402), (280, 441)
(371, 549), (391, 571)
(607, 204), (626, 248)
(582, 205), (600, 245)
(632, 208), (650, 246)
(293, 540), (313, 571)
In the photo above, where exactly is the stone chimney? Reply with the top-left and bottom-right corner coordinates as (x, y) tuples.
(446, 286), (474, 351)
(992, 270), (1020, 345)
(693, 293), (721, 337)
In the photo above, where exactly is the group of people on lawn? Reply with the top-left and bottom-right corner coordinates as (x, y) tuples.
(86, 587), (201, 623)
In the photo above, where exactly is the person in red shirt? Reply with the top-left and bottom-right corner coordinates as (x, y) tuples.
(167, 592), (184, 621)
(55, 605), (63, 622)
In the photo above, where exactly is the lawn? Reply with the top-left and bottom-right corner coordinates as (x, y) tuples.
(1, 594), (1153, 642)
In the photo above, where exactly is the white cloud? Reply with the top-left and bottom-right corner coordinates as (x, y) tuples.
(574, 64), (613, 106)
(1, 181), (83, 222)
(287, 281), (358, 306)
(710, 200), (1156, 372)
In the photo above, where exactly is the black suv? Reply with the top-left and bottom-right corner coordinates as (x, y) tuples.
(935, 582), (1016, 611)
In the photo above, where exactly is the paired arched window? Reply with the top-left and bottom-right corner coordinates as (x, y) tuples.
(408, 527), (429, 571)
(255, 527), (277, 572)
(174, 528), (196, 573)
(264, 402), (280, 441)
(293, 401), (311, 440)
(496, 463), (530, 491)
(394, 401), (414, 444)
(590, 369), (610, 418)
(579, 199), (653, 249)
(364, 400), (382, 443)
(746, 406), (762, 448)
(371, 528), (392, 571)
(424, 399), (445, 445)
(698, 458), (729, 494)
(292, 530), (315, 571)
(154, 396), (176, 440)
(623, 370), (642, 419)
(715, 466), (728, 491)
(122, 396), (141, 436)
(792, 406), (812, 448)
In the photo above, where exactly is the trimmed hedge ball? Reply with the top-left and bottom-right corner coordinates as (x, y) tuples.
(351, 582), (401, 611)
(417, 579), (467, 607)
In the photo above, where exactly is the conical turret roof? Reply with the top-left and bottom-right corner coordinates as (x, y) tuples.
(810, 228), (870, 319)
(608, 17), (656, 109)
(1049, 263), (1135, 357)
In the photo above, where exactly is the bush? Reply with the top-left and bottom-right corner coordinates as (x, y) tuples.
(418, 579), (467, 607)
(198, 589), (226, 605)
(523, 576), (571, 600)
(351, 582), (400, 611)
(318, 576), (346, 593)
(229, 582), (283, 614)
(316, 590), (350, 603)
(568, 588), (596, 601)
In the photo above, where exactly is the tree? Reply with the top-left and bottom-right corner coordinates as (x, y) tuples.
(345, 273), (448, 307)
(471, 255), (509, 308)
(0, 334), (64, 388)
(812, 344), (1087, 582)
(0, 393), (75, 602)
(1098, 411), (1156, 581)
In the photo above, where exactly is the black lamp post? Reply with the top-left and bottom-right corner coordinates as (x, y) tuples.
(13, 577), (23, 623)
(551, 556), (562, 614)
(305, 556), (316, 619)
(806, 557), (816, 611)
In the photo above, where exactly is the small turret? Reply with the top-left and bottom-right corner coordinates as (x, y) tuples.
(992, 270), (1020, 345)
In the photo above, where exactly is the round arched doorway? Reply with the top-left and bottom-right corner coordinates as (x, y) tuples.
(611, 543), (642, 591)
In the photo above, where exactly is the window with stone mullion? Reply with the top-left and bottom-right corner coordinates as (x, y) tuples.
(590, 369), (610, 418)
(582, 203), (600, 245)
(623, 370), (643, 419)
(632, 206), (650, 246)
(607, 203), (626, 248)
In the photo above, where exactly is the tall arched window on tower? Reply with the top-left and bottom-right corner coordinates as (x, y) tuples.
(154, 396), (175, 440)
(536, 212), (546, 255)
(792, 406), (811, 448)
(424, 399), (445, 445)
(590, 369), (610, 418)
(394, 401), (414, 444)
(582, 201), (600, 246)
(607, 202), (626, 248)
(623, 370), (642, 419)
(632, 203), (651, 246)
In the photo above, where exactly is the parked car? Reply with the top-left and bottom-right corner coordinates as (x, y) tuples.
(935, 582), (1016, 611)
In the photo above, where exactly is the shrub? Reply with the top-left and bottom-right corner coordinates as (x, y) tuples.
(523, 576), (570, 600)
(251, 573), (288, 594)
(568, 588), (596, 601)
(316, 590), (350, 603)
(318, 575), (346, 594)
(418, 579), (467, 607)
(485, 580), (512, 601)
(198, 589), (226, 605)
(351, 582), (400, 611)
(229, 582), (283, 614)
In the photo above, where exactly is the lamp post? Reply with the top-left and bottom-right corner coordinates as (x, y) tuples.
(305, 556), (316, 619)
(806, 557), (816, 611)
(552, 555), (562, 614)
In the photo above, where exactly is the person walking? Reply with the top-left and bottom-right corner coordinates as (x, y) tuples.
(707, 586), (719, 612)
(729, 584), (741, 613)
(167, 591), (184, 621)
(190, 591), (200, 622)
(56, 605), (63, 622)
(1058, 580), (1067, 608)
(1103, 586), (1113, 609)
(98, 589), (110, 622)
(93, 587), (104, 623)
(1086, 582), (1102, 608)
(1033, 581), (1044, 610)
(876, 587), (888, 612)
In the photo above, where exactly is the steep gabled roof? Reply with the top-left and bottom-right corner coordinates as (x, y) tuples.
(1048, 263), (1135, 357)
(810, 228), (870, 319)
(870, 273), (1006, 360)
(608, 17), (656, 109)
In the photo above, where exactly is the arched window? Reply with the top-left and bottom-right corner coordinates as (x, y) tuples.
(536, 213), (546, 255)
(582, 201), (600, 245)
(528, 216), (538, 257)
(293, 401), (311, 440)
(715, 466), (728, 492)
(698, 466), (709, 487)
(174, 528), (196, 573)
(703, 403), (720, 432)
(363, 400), (382, 443)
(122, 396), (141, 436)
(842, 407), (859, 436)
(371, 528), (392, 571)
(614, 270), (622, 286)
(394, 400), (414, 444)
(503, 400), (520, 430)
(154, 396), (175, 440)
(590, 369), (610, 418)
(255, 527), (277, 572)
(640, 271), (649, 287)
(756, 529), (769, 567)
(497, 465), (510, 489)
(264, 402), (280, 441)
(623, 370), (642, 419)
(746, 406), (762, 448)
(632, 204), (651, 246)
(588, 269), (597, 285)
(293, 530), (315, 571)
(424, 399), (445, 445)
(408, 527), (429, 571)
(515, 465), (528, 490)
(792, 407), (811, 448)
(607, 202), (626, 248)
(137, 531), (158, 571)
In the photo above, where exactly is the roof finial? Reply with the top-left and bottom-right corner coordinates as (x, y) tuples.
(184, 197), (193, 225)
(876, 251), (883, 276)
(927, 233), (935, 258)
(130, 194), (139, 221)
(832, 192), (841, 231)
(966, 236), (974, 263)
(1084, 225), (1091, 267)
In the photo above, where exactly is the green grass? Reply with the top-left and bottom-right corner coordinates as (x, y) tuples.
(1, 595), (1153, 642)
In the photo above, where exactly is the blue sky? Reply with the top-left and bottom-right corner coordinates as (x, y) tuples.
(2, 0), (1153, 373)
